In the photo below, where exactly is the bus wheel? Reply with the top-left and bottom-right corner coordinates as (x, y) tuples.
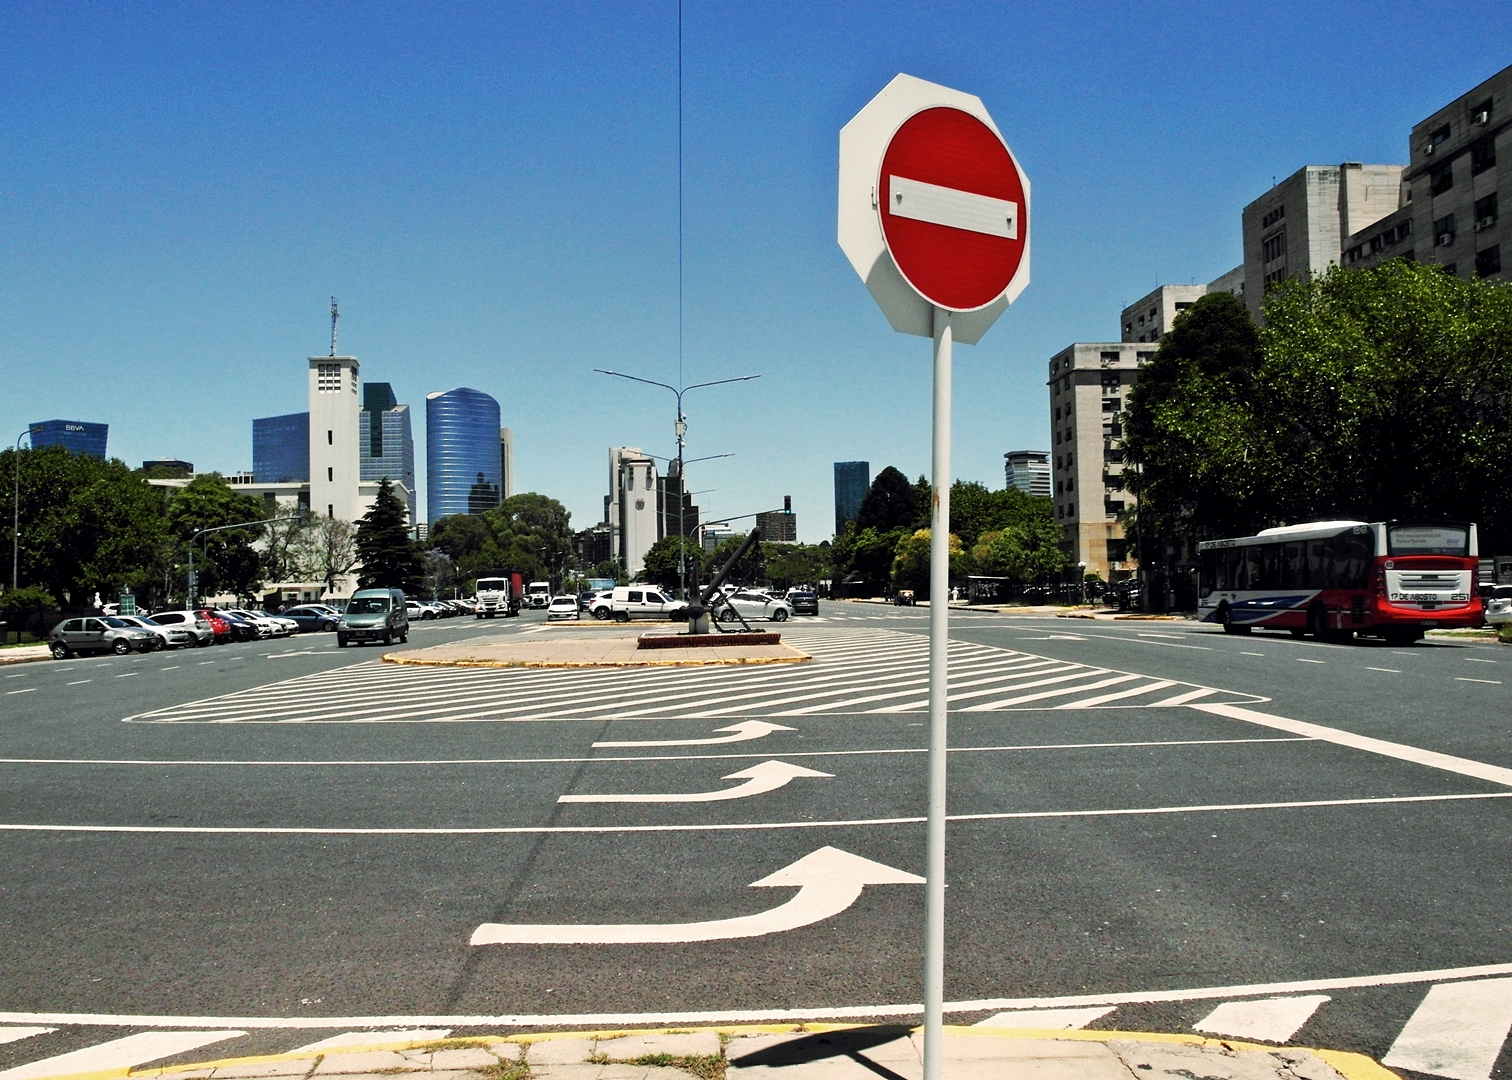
(1219, 603), (1250, 634)
(1307, 605), (1327, 639)
(1288, 627), (1306, 638)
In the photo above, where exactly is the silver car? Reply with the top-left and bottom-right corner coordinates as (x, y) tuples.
(716, 590), (792, 622)
(145, 610), (216, 646)
(114, 615), (196, 650)
(47, 616), (157, 659)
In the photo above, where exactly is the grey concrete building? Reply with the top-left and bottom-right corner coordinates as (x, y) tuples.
(1241, 163), (1404, 319)
(1343, 64), (1511, 282)
(1047, 342), (1154, 580)
(1120, 284), (1207, 343)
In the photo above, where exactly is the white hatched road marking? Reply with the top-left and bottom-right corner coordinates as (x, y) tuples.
(122, 629), (1266, 724)
(1384, 978), (1512, 1080)
(0, 1030), (245, 1080)
(974, 1007), (1114, 1029)
(0, 1030), (52, 1046)
(293, 1029), (451, 1051)
(1193, 995), (1330, 1043)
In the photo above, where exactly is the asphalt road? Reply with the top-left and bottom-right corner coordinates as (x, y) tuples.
(1, 603), (1509, 1078)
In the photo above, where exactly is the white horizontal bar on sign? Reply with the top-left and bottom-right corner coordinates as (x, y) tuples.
(888, 175), (1017, 238)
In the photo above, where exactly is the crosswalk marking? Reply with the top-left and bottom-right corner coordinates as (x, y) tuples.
(974, 1007), (1114, 1029)
(0, 1030), (245, 1080)
(1193, 995), (1329, 1043)
(1384, 978), (1512, 1080)
(123, 628), (1267, 724)
(0, 1030), (52, 1047)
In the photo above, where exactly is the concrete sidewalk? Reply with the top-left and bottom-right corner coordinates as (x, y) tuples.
(121, 1026), (1393, 1080)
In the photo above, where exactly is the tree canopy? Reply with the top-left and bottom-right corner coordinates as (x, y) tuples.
(429, 492), (573, 584)
(355, 479), (423, 592)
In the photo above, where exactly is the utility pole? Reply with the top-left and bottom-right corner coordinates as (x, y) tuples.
(12, 427), (34, 592)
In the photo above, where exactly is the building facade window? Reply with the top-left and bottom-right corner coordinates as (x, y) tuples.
(317, 363), (342, 392)
(1435, 214), (1456, 247)
(1472, 139), (1497, 176)
(1475, 192), (1499, 230)
(1430, 163), (1454, 196)
(1426, 124), (1451, 157)
(1262, 230), (1286, 263)
(1262, 204), (1285, 229)
(1476, 245), (1502, 278)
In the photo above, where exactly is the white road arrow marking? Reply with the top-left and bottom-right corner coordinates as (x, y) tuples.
(592, 720), (795, 748)
(557, 759), (831, 804)
(471, 845), (922, 945)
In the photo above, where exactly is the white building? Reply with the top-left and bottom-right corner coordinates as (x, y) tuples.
(609, 447), (659, 576)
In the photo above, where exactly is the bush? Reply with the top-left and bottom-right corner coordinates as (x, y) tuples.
(1498, 623), (1512, 645)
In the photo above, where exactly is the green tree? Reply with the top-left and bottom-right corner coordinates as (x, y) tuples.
(854, 466), (924, 531)
(309, 517), (359, 596)
(640, 536), (705, 590)
(891, 528), (967, 597)
(0, 585), (57, 643)
(430, 493), (573, 583)
(355, 479), (424, 592)
(949, 481), (1051, 547)
(706, 533), (765, 585)
(971, 519), (1068, 582)
(762, 542), (832, 590)
(833, 524), (908, 587)
(166, 474), (266, 601)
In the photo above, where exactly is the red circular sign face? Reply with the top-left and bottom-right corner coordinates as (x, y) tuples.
(878, 107), (1026, 311)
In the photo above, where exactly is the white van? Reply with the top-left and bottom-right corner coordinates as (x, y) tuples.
(590, 586), (688, 622)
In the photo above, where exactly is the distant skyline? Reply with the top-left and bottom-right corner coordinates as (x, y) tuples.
(3, 2), (1509, 541)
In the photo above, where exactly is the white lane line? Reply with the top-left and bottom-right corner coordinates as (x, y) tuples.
(3, 790), (1508, 836)
(65, 680), (90, 686)
(1458, 677), (1503, 685)
(1240, 652), (1265, 657)
(1193, 995), (1329, 1043)
(160, 666), (179, 671)
(5, 688), (36, 695)
(4, 674), (24, 679)
(1297, 659), (1325, 665)
(1366, 667), (1401, 673)
(115, 672), (137, 679)
(974, 1007), (1114, 1030)
(1467, 658), (1498, 664)
(14, 962), (1512, 1031)
(592, 720), (794, 748)
(0, 1029), (53, 1046)
(1194, 702), (1512, 786)
(0, 1030), (245, 1080)
(1384, 978), (1512, 1080)
(0, 737), (1310, 767)
(197, 661), (215, 666)
(558, 760), (832, 804)
(293, 1029), (452, 1051)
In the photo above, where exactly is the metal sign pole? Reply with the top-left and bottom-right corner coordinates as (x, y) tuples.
(923, 305), (951, 1080)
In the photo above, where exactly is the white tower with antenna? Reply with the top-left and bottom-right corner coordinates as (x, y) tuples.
(309, 298), (362, 523)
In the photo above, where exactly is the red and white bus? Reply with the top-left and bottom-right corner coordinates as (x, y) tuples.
(1197, 520), (1481, 643)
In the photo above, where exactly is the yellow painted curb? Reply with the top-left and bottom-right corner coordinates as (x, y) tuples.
(380, 651), (811, 669)
(78, 1022), (1398, 1080)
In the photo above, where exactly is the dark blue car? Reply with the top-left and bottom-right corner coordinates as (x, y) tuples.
(283, 606), (341, 633)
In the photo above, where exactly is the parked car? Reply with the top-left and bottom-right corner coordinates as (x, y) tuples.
(142, 610), (216, 647)
(251, 610), (300, 635)
(894, 590), (915, 606)
(785, 589), (819, 615)
(187, 609), (235, 644)
(1483, 585), (1512, 626)
(114, 614), (196, 650)
(208, 609), (260, 642)
(283, 605), (341, 633)
(716, 590), (792, 622)
(591, 586), (688, 622)
(577, 590), (599, 611)
(47, 616), (157, 658)
(337, 588), (410, 647)
(225, 609), (282, 638)
(547, 595), (581, 621)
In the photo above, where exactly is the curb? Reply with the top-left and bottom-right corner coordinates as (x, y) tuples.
(67, 1023), (1399, 1080)
(380, 651), (811, 669)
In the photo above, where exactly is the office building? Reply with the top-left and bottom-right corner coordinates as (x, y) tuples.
(140, 458), (194, 478)
(1242, 163), (1404, 320)
(253, 412), (310, 484)
(657, 460), (700, 540)
(609, 447), (659, 575)
(757, 496), (798, 543)
(29, 420), (107, 459)
(360, 383), (416, 521)
(574, 523), (613, 568)
(500, 427), (515, 499)
(1046, 343), (1152, 579)
(426, 387), (502, 525)
(701, 526), (736, 552)
(1004, 451), (1051, 497)
(833, 460), (870, 536)
(1341, 65), (1510, 283)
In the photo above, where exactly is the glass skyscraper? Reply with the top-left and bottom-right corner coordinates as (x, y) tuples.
(29, 420), (108, 459)
(252, 412), (310, 483)
(426, 387), (502, 524)
(833, 460), (870, 536)
(360, 383), (416, 519)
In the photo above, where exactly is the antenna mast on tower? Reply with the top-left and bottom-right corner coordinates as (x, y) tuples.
(330, 298), (339, 356)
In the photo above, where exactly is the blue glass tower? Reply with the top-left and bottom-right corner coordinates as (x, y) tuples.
(252, 412), (310, 483)
(833, 460), (870, 536)
(29, 420), (108, 459)
(426, 387), (502, 524)
(360, 383), (416, 519)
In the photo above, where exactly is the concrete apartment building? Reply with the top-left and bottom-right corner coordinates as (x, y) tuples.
(1047, 342), (1154, 579)
(1342, 65), (1510, 282)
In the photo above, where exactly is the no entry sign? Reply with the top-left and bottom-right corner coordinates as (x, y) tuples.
(838, 74), (1030, 342)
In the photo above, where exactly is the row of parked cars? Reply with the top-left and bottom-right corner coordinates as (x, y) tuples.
(550, 585), (819, 623)
(44, 594), (486, 659)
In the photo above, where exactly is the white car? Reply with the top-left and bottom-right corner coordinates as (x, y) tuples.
(1484, 585), (1512, 625)
(253, 610), (300, 635)
(591, 586), (688, 622)
(716, 589), (792, 622)
(114, 615), (196, 650)
(547, 595), (581, 621)
(228, 609), (293, 638)
(144, 610), (216, 646)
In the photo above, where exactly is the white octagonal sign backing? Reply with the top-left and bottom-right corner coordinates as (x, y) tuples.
(839, 73), (1030, 345)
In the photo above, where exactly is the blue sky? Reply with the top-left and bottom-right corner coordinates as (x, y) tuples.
(3, 2), (1509, 542)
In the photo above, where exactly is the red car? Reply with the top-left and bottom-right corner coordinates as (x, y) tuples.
(194, 608), (234, 645)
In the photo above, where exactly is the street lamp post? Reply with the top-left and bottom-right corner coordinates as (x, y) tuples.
(594, 370), (758, 597)
(12, 427), (34, 593)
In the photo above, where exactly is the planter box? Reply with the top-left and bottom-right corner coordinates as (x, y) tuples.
(638, 632), (781, 649)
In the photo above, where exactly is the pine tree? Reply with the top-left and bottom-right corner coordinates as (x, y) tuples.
(355, 479), (424, 593)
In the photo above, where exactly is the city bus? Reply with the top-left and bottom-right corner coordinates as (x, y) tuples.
(1197, 519), (1481, 643)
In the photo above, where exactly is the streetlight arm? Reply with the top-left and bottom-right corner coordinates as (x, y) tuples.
(593, 370), (678, 395)
(682, 375), (761, 392)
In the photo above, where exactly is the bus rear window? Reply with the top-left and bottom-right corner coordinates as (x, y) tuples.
(1388, 525), (1468, 556)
